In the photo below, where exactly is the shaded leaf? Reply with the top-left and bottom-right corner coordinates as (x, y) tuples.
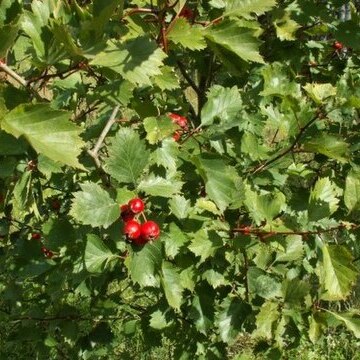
(161, 261), (184, 310)
(127, 241), (162, 287)
(85, 234), (115, 273)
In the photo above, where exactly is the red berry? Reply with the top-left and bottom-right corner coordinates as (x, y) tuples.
(31, 233), (41, 240)
(128, 198), (145, 214)
(51, 199), (61, 211)
(172, 130), (182, 142)
(141, 221), (160, 241)
(179, 6), (194, 20)
(46, 250), (54, 258)
(123, 220), (141, 240)
(120, 204), (135, 222)
(132, 235), (148, 246)
(168, 113), (188, 129)
(243, 226), (251, 235)
(332, 41), (343, 50)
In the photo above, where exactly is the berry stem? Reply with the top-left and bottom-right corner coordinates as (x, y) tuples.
(140, 211), (148, 222)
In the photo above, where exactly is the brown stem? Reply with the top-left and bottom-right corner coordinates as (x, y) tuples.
(250, 110), (323, 174)
(233, 223), (357, 237)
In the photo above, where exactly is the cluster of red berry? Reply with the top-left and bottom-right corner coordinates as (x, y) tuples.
(31, 232), (53, 258)
(121, 198), (160, 245)
(168, 113), (189, 142)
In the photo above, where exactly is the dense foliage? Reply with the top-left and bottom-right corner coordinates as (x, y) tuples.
(1, 0), (360, 358)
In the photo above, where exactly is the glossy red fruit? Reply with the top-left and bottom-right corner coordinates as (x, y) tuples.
(120, 204), (135, 222)
(128, 198), (145, 214)
(169, 113), (188, 129)
(123, 220), (141, 240)
(31, 233), (41, 240)
(333, 41), (343, 50)
(141, 221), (160, 241)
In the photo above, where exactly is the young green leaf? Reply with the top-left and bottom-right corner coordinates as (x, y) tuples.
(104, 128), (150, 186)
(70, 182), (119, 228)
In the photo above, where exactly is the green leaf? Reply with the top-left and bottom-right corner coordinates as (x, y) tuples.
(151, 138), (180, 175)
(275, 235), (304, 263)
(335, 21), (360, 51)
(308, 177), (341, 222)
(70, 182), (119, 229)
(188, 229), (223, 263)
(303, 83), (337, 104)
(168, 18), (206, 50)
(152, 66), (180, 90)
(127, 241), (162, 287)
(85, 234), (115, 273)
(217, 298), (251, 343)
(180, 266), (196, 292)
(320, 245), (358, 301)
(325, 310), (360, 339)
(91, 36), (167, 86)
(1, 104), (85, 169)
(205, 19), (264, 63)
(150, 310), (172, 330)
(144, 116), (178, 144)
(138, 175), (183, 198)
(195, 198), (222, 215)
(202, 269), (229, 288)
(344, 169), (360, 212)
(190, 293), (214, 335)
(163, 223), (189, 258)
(303, 134), (350, 163)
(273, 12), (301, 41)
(253, 301), (279, 340)
(282, 279), (310, 305)
(191, 154), (241, 212)
(0, 131), (27, 155)
(0, 23), (20, 57)
(260, 62), (300, 98)
(200, 86), (242, 126)
(104, 128), (150, 186)
(241, 132), (268, 161)
(244, 184), (286, 225)
(248, 267), (281, 299)
(169, 195), (191, 219)
(225, 0), (276, 19)
(161, 261), (184, 310)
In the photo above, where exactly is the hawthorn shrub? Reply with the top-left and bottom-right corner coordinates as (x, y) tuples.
(1, 0), (360, 359)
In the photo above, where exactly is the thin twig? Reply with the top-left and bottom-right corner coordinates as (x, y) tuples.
(232, 223), (358, 237)
(88, 105), (120, 167)
(0, 61), (27, 87)
(250, 111), (322, 174)
(176, 60), (200, 95)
